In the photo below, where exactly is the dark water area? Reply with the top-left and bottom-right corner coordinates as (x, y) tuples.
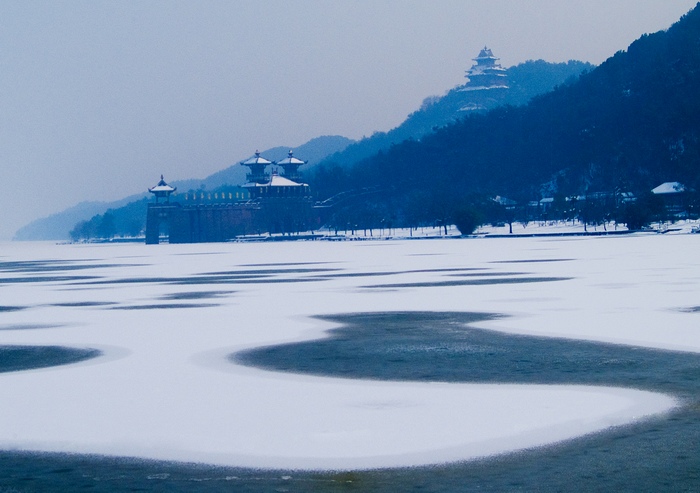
(160, 291), (235, 300)
(109, 303), (221, 310)
(0, 259), (134, 285)
(0, 275), (100, 284)
(3, 312), (700, 491)
(0, 345), (100, 373)
(0, 306), (26, 313)
(0, 260), (128, 273)
(234, 312), (700, 396)
(0, 324), (62, 331)
(49, 302), (117, 308)
(67, 265), (541, 288)
(363, 276), (573, 289)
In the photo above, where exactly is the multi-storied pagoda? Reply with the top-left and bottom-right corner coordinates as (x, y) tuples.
(240, 150), (273, 184)
(276, 150), (308, 182)
(464, 46), (508, 89)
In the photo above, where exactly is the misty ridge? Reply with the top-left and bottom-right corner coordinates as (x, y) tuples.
(15, 4), (700, 241)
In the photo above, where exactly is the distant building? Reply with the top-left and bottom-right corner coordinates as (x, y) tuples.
(145, 150), (319, 244)
(240, 150), (273, 184)
(464, 46), (508, 90)
(276, 150), (308, 182)
(242, 158), (315, 235)
(652, 181), (688, 215)
(145, 175), (179, 244)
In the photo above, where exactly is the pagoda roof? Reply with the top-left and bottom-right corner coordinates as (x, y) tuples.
(473, 46), (499, 61)
(241, 151), (273, 166)
(148, 175), (176, 193)
(277, 150), (307, 166)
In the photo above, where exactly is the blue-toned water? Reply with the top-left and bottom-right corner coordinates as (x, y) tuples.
(2, 311), (700, 491)
(0, 346), (100, 373)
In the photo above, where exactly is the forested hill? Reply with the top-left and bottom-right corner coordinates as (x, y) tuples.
(314, 59), (592, 171)
(309, 4), (700, 227)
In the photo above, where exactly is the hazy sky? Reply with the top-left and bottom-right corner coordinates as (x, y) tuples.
(1, 0), (697, 239)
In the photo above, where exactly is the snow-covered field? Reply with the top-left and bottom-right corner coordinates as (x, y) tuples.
(0, 231), (697, 470)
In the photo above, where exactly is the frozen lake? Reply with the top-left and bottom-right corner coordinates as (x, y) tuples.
(1, 234), (699, 490)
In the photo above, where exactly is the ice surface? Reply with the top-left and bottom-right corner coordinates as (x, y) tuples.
(0, 233), (693, 469)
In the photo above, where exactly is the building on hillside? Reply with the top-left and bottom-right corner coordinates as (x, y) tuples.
(145, 150), (318, 244)
(464, 46), (508, 90)
(652, 181), (689, 215)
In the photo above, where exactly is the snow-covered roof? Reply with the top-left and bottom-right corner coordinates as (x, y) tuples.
(241, 151), (272, 166)
(244, 174), (307, 188)
(277, 150), (307, 166)
(467, 65), (507, 76)
(652, 182), (686, 194)
(148, 175), (176, 194)
(474, 46), (499, 62)
(461, 84), (510, 93)
(270, 174), (305, 187)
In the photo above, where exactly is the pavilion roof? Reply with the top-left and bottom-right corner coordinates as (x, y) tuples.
(149, 175), (176, 193)
(277, 150), (307, 166)
(473, 46), (499, 61)
(241, 151), (273, 166)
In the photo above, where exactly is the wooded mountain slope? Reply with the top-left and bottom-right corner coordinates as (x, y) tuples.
(310, 4), (700, 229)
(316, 59), (591, 171)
